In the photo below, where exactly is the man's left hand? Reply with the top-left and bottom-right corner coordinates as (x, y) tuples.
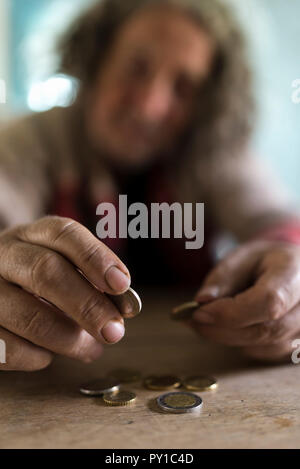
(191, 240), (300, 363)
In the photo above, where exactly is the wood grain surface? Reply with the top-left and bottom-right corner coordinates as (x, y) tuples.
(0, 288), (300, 449)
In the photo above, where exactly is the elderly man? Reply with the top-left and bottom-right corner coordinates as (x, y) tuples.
(0, 0), (300, 371)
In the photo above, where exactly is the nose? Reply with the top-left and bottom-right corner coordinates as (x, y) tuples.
(134, 78), (172, 122)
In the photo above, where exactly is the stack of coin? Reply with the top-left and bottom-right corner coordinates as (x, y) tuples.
(80, 381), (137, 406)
(80, 369), (140, 406)
(157, 392), (203, 414)
(103, 391), (137, 406)
(80, 287), (142, 407)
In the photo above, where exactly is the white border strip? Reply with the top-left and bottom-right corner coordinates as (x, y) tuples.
(0, 0), (10, 114)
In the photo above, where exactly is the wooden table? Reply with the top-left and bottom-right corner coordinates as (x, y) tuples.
(1, 288), (300, 449)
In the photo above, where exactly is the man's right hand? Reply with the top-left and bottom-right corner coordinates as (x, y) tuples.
(0, 217), (131, 371)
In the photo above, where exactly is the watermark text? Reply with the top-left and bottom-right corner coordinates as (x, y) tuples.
(291, 339), (300, 364)
(0, 339), (6, 364)
(96, 195), (204, 250)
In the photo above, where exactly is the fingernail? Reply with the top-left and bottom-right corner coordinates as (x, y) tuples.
(105, 266), (130, 293)
(193, 311), (215, 324)
(102, 320), (125, 344)
(196, 286), (220, 303)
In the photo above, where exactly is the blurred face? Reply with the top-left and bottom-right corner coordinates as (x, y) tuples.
(85, 6), (215, 167)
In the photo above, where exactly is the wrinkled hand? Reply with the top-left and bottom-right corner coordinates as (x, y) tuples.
(191, 240), (300, 363)
(0, 217), (131, 371)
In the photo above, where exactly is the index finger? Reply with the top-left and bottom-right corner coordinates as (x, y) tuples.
(16, 217), (131, 295)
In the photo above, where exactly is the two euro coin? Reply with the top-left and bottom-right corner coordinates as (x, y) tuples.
(157, 392), (203, 414)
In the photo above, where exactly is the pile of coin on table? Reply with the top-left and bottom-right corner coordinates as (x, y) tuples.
(79, 370), (217, 414)
(80, 288), (217, 413)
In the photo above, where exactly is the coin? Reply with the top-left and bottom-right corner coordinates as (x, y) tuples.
(79, 378), (120, 396)
(103, 390), (137, 406)
(157, 392), (203, 414)
(170, 301), (199, 321)
(107, 368), (142, 384)
(107, 287), (142, 319)
(183, 376), (218, 392)
(144, 375), (181, 390)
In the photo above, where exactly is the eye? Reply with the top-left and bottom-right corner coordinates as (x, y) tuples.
(174, 75), (197, 101)
(125, 56), (150, 80)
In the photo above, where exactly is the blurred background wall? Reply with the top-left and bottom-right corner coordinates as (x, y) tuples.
(0, 0), (299, 198)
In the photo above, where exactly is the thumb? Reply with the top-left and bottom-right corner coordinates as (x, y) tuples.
(195, 244), (262, 303)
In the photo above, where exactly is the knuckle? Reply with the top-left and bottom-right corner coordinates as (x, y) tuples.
(252, 319), (289, 346)
(0, 239), (18, 278)
(46, 217), (78, 244)
(265, 320), (288, 344)
(265, 289), (285, 321)
(79, 243), (102, 265)
(255, 322), (275, 345)
(22, 309), (55, 340)
(30, 251), (61, 293)
(77, 293), (107, 326)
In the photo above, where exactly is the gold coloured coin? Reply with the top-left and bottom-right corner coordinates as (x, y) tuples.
(183, 376), (218, 392)
(107, 368), (142, 384)
(144, 375), (181, 390)
(107, 288), (142, 319)
(157, 392), (203, 414)
(103, 390), (137, 406)
(170, 302), (199, 321)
